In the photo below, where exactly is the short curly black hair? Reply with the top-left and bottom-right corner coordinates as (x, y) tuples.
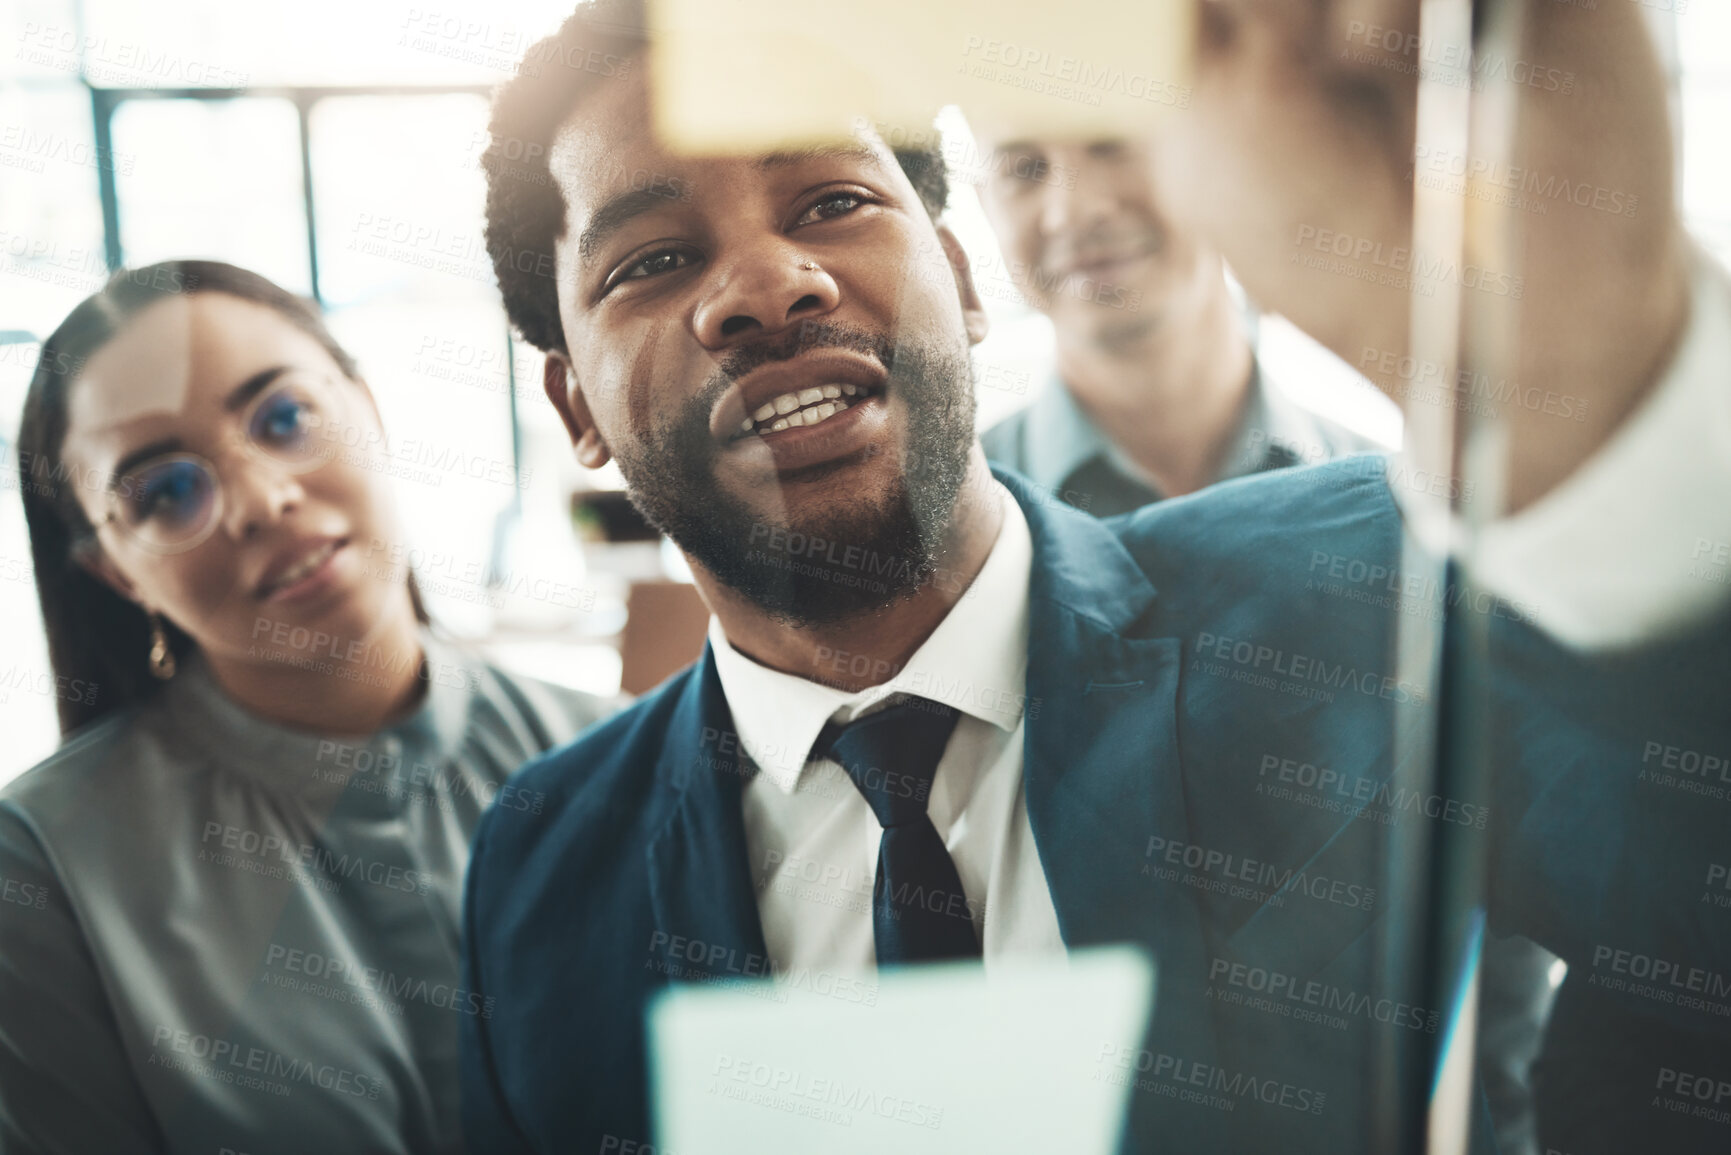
(482, 0), (949, 354)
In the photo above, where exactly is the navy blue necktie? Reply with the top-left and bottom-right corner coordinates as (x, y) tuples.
(811, 698), (980, 965)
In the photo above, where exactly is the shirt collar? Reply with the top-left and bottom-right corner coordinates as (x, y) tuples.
(1019, 370), (1115, 497)
(708, 481), (1034, 795)
(1215, 361), (1337, 481)
(1023, 357), (1320, 499)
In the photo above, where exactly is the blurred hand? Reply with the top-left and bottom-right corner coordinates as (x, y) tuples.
(1155, 0), (1692, 511)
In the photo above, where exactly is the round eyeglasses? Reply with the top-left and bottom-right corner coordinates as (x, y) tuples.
(96, 372), (356, 555)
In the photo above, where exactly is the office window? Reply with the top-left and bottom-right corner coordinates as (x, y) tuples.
(78, 0), (578, 87)
(0, 78), (109, 774)
(310, 93), (520, 635)
(0, 85), (109, 336)
(111, 98), (310, 293)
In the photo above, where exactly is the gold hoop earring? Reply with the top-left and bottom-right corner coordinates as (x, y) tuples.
(148, 613), (177, 681)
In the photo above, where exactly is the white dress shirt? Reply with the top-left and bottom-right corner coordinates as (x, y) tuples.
(710, 482), (1065, 975)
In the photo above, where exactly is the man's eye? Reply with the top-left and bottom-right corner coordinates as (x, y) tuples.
(796, 192), (865, 225)
(621, 248), (693, 281)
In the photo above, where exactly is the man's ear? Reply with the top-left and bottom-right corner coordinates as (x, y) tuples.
(543, 354), (613, 470)
(935, 223), (991, 346)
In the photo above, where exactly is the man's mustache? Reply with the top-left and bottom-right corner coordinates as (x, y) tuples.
(716, 319), (898, 383)
(673, 320), (902, 447)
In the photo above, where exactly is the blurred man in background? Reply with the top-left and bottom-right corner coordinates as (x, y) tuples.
(972, 127), (1557, 1155)
(973, 134), (1383, 517)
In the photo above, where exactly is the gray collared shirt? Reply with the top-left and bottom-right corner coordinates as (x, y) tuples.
(0, 632), (614, 1155)
(979, 358), (1384, 519)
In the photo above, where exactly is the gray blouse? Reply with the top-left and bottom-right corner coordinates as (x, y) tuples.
(0, 632), (613, 1154)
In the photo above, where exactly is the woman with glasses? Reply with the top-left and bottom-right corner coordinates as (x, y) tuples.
(0, 260), (614, 1154)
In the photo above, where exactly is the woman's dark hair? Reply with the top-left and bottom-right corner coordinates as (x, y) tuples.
(15, 259), (429, 737)
(482, 0), (950, 354)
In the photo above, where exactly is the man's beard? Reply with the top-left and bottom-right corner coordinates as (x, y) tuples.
(610, 320), (977, 628)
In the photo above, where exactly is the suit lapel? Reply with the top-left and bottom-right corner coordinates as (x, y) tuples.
(1002, 471), (1222, 1072)
(1023, 621), (1189, 952)
(1003, 471), (1243, 1152)
(645, 652), (772, 983)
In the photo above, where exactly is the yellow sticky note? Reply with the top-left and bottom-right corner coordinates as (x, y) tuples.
(648, 0), (1196, 154)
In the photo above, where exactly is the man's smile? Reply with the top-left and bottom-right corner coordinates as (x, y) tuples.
(737, 382), (871, 437)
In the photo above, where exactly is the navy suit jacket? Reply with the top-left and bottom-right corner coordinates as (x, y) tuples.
(461, 460), (1730, 1154)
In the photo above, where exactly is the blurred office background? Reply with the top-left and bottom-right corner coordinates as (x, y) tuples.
(1, 0), (1725, 782)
